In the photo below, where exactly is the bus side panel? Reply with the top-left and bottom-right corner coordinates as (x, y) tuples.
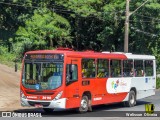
(130, 77), (156, 100)
(91, 78), (107, 105)
(65, 82), (81, 109)
(78, 78), (129, 106)
(102, 93), (128, 104)
(91, 78), (128, 105)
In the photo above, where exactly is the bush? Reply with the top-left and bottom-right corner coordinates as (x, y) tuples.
(156, 77), (160, 89)
(0, 46), (7, 55)
(13, 40), (33, 58)
(0, 46), (17, 67)
(0, 52), (16, 62)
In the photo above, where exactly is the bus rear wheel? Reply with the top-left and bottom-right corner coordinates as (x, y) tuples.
(125, 90), (136, 107)
(78, 96), (89, 113)
(43, 108), (54, 113)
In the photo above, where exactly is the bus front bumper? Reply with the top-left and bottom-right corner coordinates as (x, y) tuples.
(21, 98), (67, 109)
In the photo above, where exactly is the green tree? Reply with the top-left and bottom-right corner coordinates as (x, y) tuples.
(55, 0), (105, 50)
(98, 0), (125, 51)
(14, 8), (71, 57)
(129, 0), (160, 54)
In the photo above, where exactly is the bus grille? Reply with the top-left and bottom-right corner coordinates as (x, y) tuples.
(26, 91), (54, 95)
(28, 101), (51, 107)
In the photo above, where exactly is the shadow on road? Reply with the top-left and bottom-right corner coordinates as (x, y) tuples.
(13, 100), (151, 117)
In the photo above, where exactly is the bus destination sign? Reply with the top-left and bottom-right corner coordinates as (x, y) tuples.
(25, 54), (64, 61)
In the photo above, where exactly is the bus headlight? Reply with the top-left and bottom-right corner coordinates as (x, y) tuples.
(20, 90), (27, 99)
(54, 91), (63, 100)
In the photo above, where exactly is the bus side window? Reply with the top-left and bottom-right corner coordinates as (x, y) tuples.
(123, 60), (133, 77)
(110, 60), (121, 77)
(97, 59), (109, 78)
(145, 60), (153, 76)
(82, 59), (95, 78)
(134, 60), (144, 77)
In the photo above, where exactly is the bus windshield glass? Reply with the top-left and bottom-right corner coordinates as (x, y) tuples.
(22, 54), (64, 90)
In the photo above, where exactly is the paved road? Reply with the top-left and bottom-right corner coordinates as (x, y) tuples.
(4, 90), (158, 118)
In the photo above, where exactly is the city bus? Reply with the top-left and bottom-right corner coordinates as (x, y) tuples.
(20, 48), (156, 113)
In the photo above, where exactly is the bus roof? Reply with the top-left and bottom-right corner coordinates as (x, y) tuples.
(25, 50), (127, 60)
(102, 51), (155, 60)
(25, 49), (155, 60)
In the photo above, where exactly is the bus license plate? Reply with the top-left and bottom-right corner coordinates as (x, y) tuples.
(35, 104), (43, 108)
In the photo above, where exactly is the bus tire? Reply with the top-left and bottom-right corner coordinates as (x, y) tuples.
(43, 108), (54, 113)
(125, 90), (136, 107)
(78, 96), (89, 113)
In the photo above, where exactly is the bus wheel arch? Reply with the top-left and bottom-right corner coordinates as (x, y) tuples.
(78, 91), (92, 113)
(125, 87), (137, 107)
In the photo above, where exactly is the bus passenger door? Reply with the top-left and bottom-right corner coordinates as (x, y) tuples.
(65, 58), (80, 108)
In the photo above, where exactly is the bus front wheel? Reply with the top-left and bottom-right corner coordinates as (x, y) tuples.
(125, 90), (136, 107)
(78, 96), (89, 113)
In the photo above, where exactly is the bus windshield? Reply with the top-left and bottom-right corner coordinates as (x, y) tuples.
(22, 62), (63, 90)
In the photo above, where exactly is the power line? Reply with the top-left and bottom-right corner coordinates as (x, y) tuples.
(130, 0), (150, 16)
(133, 13), (160, 21)
(0, 1), (68, 10)
(1, 1), (159, 23)
(3, 1), (123, 14)
(131, 27), (157, 37)
(0, 1), (126, 20)
(124, 0), (151, 53)
(0, 1), (102, 19)
(0, 1), (38, 8)
(129, 20), (160, 23)
(0, 1), (125, 15)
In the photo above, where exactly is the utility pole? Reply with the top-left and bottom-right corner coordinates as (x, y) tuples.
(124, 0), (130, 53)
(124, 0), (150, 53)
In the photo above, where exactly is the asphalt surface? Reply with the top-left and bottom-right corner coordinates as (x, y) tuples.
(1, 89), (158, 118)
(0, 96), (160, 120)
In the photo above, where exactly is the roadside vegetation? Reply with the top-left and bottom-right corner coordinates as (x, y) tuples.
(156, 77), (160, 89)
(0, 46), (15, 67)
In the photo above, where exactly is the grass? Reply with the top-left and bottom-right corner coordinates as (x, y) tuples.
(0, 53), (22, 70)
(156, 77), (160, 89)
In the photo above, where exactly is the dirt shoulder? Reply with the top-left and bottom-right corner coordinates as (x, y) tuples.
(0, 63), (24, 111)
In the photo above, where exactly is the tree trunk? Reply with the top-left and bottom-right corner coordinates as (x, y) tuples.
(50, 38), (53, 47)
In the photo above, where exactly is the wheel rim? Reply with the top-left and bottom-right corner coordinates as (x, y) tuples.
(130, 94), (135, 104)
(81, 99), (87, 109)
